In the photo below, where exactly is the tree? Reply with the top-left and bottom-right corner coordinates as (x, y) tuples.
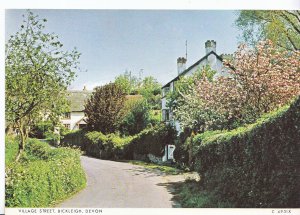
(175, 40), (300, 133)
(5, 10), (80, 158)
(139, 76), (162, 110)
(236, 10), (300, 51)
(84, 83), (126, 134)
(118, 97), (150, 135)
(114, 71), (139, 95)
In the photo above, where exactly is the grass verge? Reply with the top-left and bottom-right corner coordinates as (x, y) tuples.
(173, 179), (233, 208)
(127, 160), (183, 175)
(5, 138), (87, 207)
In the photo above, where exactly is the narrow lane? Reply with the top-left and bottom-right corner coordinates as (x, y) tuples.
(58, 156), (183, 208)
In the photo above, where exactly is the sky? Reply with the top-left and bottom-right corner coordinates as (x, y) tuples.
(5, 10), (241, 90)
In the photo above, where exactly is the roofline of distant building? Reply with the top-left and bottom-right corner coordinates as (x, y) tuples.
(162, 51), (225, 89)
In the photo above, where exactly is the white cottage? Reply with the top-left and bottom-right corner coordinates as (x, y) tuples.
(61, 87), (92, 130)
(161, 40), (233, 131)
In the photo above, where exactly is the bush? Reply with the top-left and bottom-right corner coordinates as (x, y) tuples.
(118, 98), (150, 135)
(126, 124), (177, 159)
(5, 136), (19, 167)
(193, 96), (300, 207)
(5, 139), (86, 207)
(84, 131), (133, 159)
(61, 129), (87, 149)
(29, 120), (54, 139)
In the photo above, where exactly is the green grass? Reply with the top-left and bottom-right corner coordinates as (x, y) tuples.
(127, 160), (183, 175)
(5, 138), (87, 207)
(174, 180), (233, 208)
(5, 136), (19, 167)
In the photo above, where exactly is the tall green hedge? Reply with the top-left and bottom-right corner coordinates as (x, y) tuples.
(126, 124), (177, 159)
(194, 97), (300, 207)
(5, 139), (86, 207)
(61, 124), (177, 161)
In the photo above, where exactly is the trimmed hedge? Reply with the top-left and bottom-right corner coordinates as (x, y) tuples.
(5, 139), (86, 207)
(61, 129), (86, 148)
(84, 132), (133, 159)
(61, 124), (177, 161)
(194, 97), (300, 207)
(127, 124), (177, 159)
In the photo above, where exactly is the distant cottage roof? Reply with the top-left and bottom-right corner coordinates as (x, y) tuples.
(162, 51), (224, 89)
(67, 90), (93, 112)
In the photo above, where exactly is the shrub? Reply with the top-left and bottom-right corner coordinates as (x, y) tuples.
(5, 136), (19, 167)
(126, 124), (177, 159)
(84, 83), (126, 133)
(61, 129), (87, 149)
(118, 98), (150, 135)
(84, 131), (133, 159)
(29, 121), (54, 139)
(5, 139), (86, 207)
(194, 96), (300, 207)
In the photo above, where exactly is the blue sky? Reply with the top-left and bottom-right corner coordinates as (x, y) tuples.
(5, 10), (241, 90)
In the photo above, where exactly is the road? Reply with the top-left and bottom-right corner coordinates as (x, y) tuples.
(57, 156), (189, 208)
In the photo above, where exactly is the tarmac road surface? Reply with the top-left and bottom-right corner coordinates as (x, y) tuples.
(57, 156), (189, 208)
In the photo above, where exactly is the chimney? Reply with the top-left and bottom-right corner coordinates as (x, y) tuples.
(205, 40), (216, 54)
(177, 57), (187, 75)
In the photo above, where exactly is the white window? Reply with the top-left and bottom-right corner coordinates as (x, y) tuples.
(162, 109), (170, 122)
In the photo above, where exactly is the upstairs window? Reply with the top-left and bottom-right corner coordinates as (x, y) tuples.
(63, 112), (71, 119)
(162, 109), (170, 122)
(162, 87), (170, 97)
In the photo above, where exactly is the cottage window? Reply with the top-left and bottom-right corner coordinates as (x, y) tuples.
(162, 87), (170, 97)
(162, 109), (170, 122)
(64, 124), (70, 129)
(63, 112), (71, 119)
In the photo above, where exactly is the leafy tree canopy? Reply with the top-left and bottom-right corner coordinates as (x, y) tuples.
(5, 10), (80, 154)
(236, 10), (300, 51)
(84, 83), (126, 134)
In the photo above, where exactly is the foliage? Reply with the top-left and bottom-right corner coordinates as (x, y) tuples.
(5, 139), (86, 207)
(127, 124), (177, 158)
(84, 83), (126, 134)
(114, 70), (139, 95)
(61, 129), (87, 149)
(168, 66), (218, 131)
(61, 124), (177, 161)
(193, 96), (300, 207)
(5, 10), (80, 152)
(84, 131), (133, 159)
(139, 76), (162, 110)
(149, 110), (161, 126)
(118, 98), (150, 135)
(235, 10), (300, 51)
(5, 136), (19, 168)
(115, 72), (162, 109)
(29, 120), (54, 139)
(175, 180), (232, 208)
(175, 41), (300, 132)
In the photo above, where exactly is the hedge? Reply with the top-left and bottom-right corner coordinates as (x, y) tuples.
(126, 124), (177, 159)
(84, 132), (133, 159)
(61, 124), (177, 161)
(5, 139), (86, 207)
(194, 97), (300, 207)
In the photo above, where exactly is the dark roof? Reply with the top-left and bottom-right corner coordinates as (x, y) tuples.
(162, 51), (224, 89)
(67, 90), (93, 112)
